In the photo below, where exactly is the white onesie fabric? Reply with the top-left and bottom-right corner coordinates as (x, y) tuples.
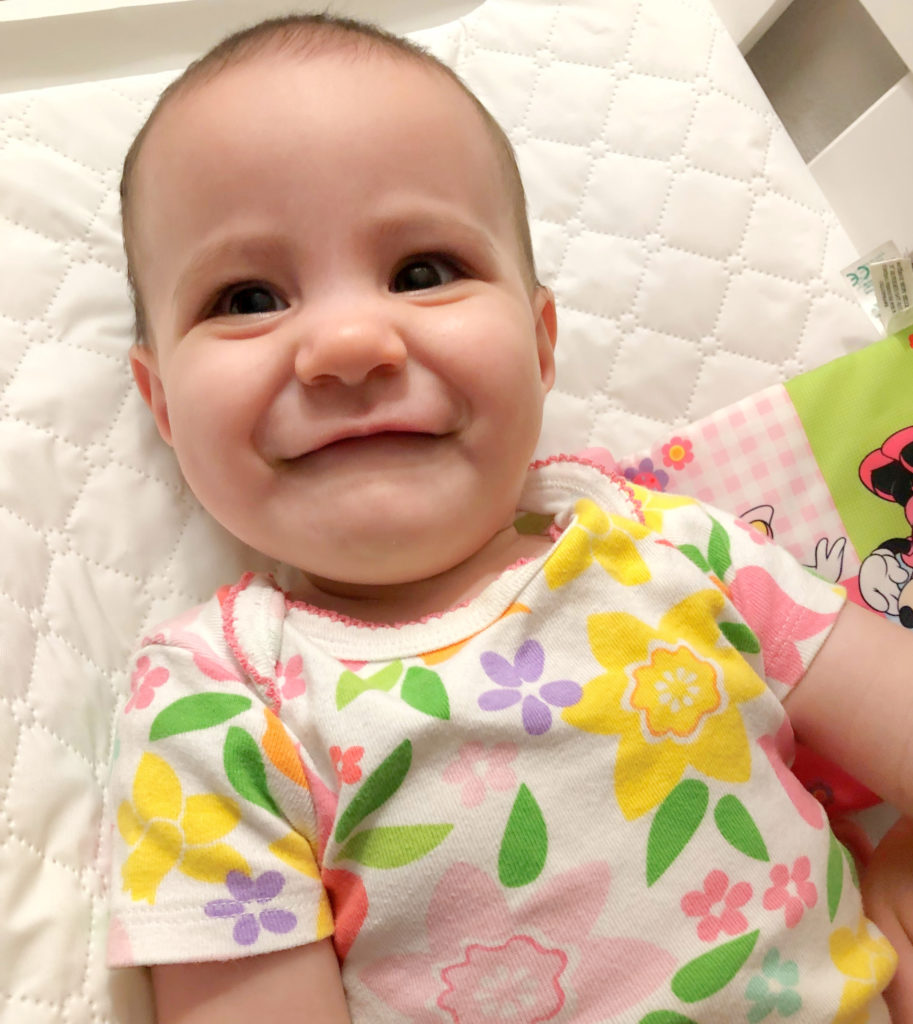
(108, 459), (893, 1023)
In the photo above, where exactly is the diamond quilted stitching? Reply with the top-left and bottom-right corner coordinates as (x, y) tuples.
(0, 2), (883, 1022)
(661, 169), (753, 259)
(526, 62), (615, 145)
(742, 192), (829, 280)
(579, 153), (672, 238)
(28, 632), (117, 760)
(0, 140), (104, 242)
(4, 343), (132, 445)
(547, 0), (636, 65)
(629, 3), (715, 79)
(691, 349), (787, 419)
(458, 50), (538, 131)
(717, 270), (813, 363)
(612, 328), (704, 422)
(0, 423), (87, 531)
(603, 75), (697, 159)
(685, 92), (772, 180)
(520, 138), (592, 226)
(0, 222), (70, 321)
(41, 554), (148, 675)
(0, 845), (94, 1005)
(637, 247), (730, 340)
(557, 232), (646, 320)
(461, 0), (558, 57)
(0, 511), (49, 611)
(67, 462), (191, 579)
(6, 725), (103, 871)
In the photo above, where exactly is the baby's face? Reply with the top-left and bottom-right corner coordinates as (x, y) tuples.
(129, 51), (556, 587)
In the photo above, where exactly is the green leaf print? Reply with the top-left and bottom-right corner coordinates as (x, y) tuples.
(336, 661), (403, 710)
(337, 824), (453, 868)
(498, 784), (548, 888)
(707, 518), (732, 580)
(639, 1014), (701, 1024)
(843, 841), (859, 888)
(400, 667), (450, 720)
(647, 779), (709, 886)
(223, 726), (282, 817)
(714, 796), (769, 862)
(678, 544), (711, 573)
(827, 831), (844, 921)
(671, 930), (760, 1003)
(718, 621), (761, 654)
(335, 740), (412, 843)
(149, 693), (252, 740)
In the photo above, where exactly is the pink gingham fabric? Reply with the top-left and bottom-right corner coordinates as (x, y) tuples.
(614, 384), (858, 582)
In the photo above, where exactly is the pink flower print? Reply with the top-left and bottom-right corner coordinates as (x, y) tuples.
(763, 857), (817, 928)
(439, 935), (567, 1021)
(359, 861), (676, 1022)
(728, 566), (838, 688)
(736, 506), (774, 544)
(661, 436), (693, 470)
(330, 745), (364, 786)
(479, 639), (582, 735)
(623, 457), (669, 492)
(442, 742), (517, 808)
(276, 654), (306, 700)
(125, 655), (168, 713)
(681, 869), (752, 942)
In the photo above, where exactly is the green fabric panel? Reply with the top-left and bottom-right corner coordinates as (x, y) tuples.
(784, 334), (913, 560)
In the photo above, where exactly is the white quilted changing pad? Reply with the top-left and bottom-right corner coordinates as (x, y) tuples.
(0, 1), (878, 1021)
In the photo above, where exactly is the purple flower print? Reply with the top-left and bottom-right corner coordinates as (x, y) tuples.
(479, 639), (582, 735)
(622, 457), (669, 492)
(204, 870), (297, 946)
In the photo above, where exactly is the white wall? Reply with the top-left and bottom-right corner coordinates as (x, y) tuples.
(0, 0), (481, 92)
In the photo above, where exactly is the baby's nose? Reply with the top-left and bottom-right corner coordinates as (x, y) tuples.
(294, 309), (407, 387)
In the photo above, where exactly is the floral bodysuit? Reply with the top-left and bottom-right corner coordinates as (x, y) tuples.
(107, 457), (896, 1022)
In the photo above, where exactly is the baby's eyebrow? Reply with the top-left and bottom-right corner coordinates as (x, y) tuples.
(369, 209), (496, 258)
(173, 236), (288, 309)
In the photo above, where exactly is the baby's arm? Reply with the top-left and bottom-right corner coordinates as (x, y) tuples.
(151, 938), (351, 1023)
(785, 600), (913, 1019)
(783, 600), (913, 814)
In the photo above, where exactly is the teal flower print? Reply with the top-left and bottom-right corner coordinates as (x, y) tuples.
(745, 949), (801, 1021)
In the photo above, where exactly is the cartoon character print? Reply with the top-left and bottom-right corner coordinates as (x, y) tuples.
(738, 504), (846, 585)
(858, 426), (913, 627)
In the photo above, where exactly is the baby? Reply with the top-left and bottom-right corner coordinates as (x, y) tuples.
(108, 12), (913, 1023)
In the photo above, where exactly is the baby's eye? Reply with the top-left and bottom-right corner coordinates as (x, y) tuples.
(390, 257), (459, 293)
(211, 284), (288, 317)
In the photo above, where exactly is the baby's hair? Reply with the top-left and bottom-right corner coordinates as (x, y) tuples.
(120, 12), (537, 344)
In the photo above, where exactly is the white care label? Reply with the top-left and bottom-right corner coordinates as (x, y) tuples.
(842, 242), (900, 330)
(871, 255), (913, 334)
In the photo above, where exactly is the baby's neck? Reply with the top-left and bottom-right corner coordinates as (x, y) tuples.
(294, 527), (553, 626)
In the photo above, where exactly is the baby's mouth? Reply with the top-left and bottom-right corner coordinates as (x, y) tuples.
(284, 429), (445, 464)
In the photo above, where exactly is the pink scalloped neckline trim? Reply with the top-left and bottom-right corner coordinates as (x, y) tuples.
(279, 551), (547, 631)
(222, 453), (641, 641)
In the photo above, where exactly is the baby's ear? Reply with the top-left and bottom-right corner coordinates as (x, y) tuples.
(129, 344), (173, 446)
(533, 285), (558, 393)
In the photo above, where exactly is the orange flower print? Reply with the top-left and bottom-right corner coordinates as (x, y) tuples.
(661, 436), (693, 471)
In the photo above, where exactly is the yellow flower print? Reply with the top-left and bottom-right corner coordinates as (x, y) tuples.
(118, 753), (249, 903)
(628, 644), (721, 739)
(626, 483), (695, 533)
(563, 589), (766, 819)
(544, 498), (651, 590)
(830, 916), (897, 1022)
(269, 831), (334, 937)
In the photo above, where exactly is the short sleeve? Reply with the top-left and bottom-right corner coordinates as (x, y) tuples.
(106, 597), (332, 967)
(627, 483), (847, 701)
